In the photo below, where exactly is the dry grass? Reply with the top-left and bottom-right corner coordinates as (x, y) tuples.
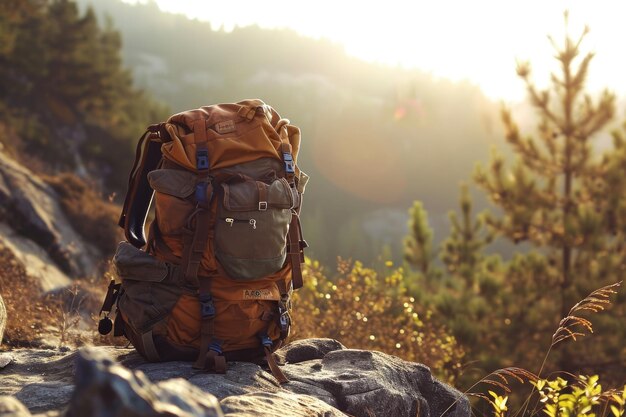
(0, 246), (56, 347)
(455, 281), (624, 417)
(0, 243), (121, 349)
(551, 282), (622, 347)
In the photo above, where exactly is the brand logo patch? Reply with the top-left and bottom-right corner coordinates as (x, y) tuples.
(243, 289), (274, 300)
(215, 120), (236, 134)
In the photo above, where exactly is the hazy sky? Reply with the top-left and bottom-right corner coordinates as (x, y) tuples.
(123, 0), (626, 102)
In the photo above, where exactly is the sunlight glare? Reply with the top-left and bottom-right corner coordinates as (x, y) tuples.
(122, 0), (626, 102)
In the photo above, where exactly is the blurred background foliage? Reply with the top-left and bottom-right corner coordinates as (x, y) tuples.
(0, 0), (623, 393)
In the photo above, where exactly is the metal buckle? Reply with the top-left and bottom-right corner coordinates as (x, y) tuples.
(258, 201), (268, 211)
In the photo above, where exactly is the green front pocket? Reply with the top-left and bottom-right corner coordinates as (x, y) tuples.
(216, 178), (294, 280)
(114, 242), (181, 332)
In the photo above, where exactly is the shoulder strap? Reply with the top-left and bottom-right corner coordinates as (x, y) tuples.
(118, 124), (167, 248)
(276, 120), (307, 289)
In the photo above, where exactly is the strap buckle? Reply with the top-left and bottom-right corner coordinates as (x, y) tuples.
(209, 340), (223, 354)
(199, 294), (216, 318)
(258, 333), (273, 349)
(279, 313), (290, 332)
(195, 182), (211, 204)
(278, 300), (290, 332)
(196, 149), (209, 170)
(195, 182), (208, 203)
(258, 201), (268, 211)
(282, 152), (295, 174)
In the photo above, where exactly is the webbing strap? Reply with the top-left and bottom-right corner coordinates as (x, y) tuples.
(141, 330), (160, 362)
(193, 318), (216, 369)
(276, 280), (291, 342)
(98, 279), (121, 315)
(288, 213), (304, 290)
(193, 277), (217, 370)
(206, 350), (227, 374)
(179, 206), (212, 282)
(276, 120), (296, 183)
(257, 182), (268, 210)
(119, 124), (164, 229)
(178, 118), (213, 285)
(264, 347), (289, 383)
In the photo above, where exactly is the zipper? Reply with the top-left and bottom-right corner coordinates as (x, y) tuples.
(223, 217), (257, 229)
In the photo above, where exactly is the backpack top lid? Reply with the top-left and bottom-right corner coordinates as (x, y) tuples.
(160, 99), (302, 173)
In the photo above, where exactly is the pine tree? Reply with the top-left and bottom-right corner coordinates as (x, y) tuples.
(0, 0), (168, 191)
(404, 201), (434, 274)
(440, 184), (494, 286)
(473, 17), (625, 380)
(432, 185), (504, 372)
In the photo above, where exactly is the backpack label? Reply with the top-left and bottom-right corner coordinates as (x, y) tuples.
(243, 289), (274, 300)
(216, 120), (236, 134)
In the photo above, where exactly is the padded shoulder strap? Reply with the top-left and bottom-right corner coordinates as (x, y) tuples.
(118, 124), (166, 248)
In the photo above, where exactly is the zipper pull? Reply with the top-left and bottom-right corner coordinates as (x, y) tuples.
(249, 219), (257, 229)
(225, 218), (234, 227)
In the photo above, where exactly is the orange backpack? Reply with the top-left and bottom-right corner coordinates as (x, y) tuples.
(98, 99), (308, 382)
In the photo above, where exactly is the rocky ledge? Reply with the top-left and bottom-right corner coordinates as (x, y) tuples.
(0, 338), (470, 417)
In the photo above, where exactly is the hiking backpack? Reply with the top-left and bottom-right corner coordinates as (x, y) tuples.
(98, 99), (308, 382)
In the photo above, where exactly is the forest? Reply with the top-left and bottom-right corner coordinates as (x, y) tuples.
(0, 1), (624, 416)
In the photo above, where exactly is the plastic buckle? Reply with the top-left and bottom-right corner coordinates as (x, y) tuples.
(199, 294), (215, 318)
(279, 313), (290, 332)
(259, 333), (273, 348)
(258, 201), (268, 211)
(283, 152), (295, 174)
(278, 303), (290, 332)
(209, 340), (223, 354)
(196, 149), (209, 170)
(195, 182), (208, 203)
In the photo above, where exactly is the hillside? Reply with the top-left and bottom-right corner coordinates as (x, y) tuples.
(78, 0), (503, 265)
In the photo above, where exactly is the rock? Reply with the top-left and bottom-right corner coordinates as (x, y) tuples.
(0, 396), (32, 417)
(0, 151), (100, 285)
(280, 347), (470, 417)
(0, 227), (70, 292)
(220, 390), (347, 417)
(0, 340), (470, 417)
(0, 293), (5, 344)
(0, 353), (13, 369)
(276, 338), (346, 364)
(66, 348), (224, 417)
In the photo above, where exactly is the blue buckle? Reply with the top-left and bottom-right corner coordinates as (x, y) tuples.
(195, 182), (212, 204)
(195, 182), (207, 203)
(259, 333), (273, 348)
(196, 149), (209, 170)
(209, 340), (223, 354)
(283, 152), (295, 174)
(199, 294), (215, 318)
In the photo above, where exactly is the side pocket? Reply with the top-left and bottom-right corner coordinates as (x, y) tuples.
(215, 178), (293, 280)
(114, 242), (180, 332)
